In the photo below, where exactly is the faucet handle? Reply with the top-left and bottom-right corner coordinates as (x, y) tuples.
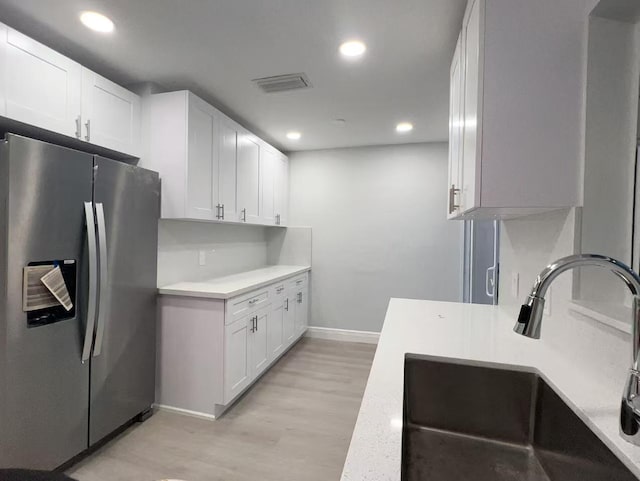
(513, 296), (544, 339)
(514, 304), (532, 335)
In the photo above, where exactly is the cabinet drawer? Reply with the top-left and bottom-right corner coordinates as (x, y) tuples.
(226, 289), (269, 325)
(271, 282), (286, 300)
(287, 273), (308, 290)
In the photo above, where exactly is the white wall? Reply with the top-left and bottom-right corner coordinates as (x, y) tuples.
(499, 208), (630, 393)
(579, 15), (639, 308)
(288, 142), (463, 333)
(157, 221), (270, 286)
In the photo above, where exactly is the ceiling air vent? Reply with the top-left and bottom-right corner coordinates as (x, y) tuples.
(252, 73), (312, 93)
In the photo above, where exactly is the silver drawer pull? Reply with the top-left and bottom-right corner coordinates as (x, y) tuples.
(276, 287), (284, 293)
(296, 280), (303, 285)
(249, 298), (258, 305)
(449, 184), (461, 214)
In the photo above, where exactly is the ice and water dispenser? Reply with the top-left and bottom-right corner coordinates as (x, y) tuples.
(23, 260), (76, 327)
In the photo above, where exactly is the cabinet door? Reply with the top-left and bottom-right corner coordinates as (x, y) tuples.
(260, 147), (276, 225)
(224, 316), (251, 403)
(295, 288), (309, 336)
(269, 302), (285, 360)
(186, 95), (218, 220)
(81, 68), (141, 156)
(236, 133), (261, 223)
(250, 309), (269, 377)
(447, 35), (464, 219)
(218, 118), (238, 222)
(2, 26), (81, 138)
(274, 154), (289, 226)
(462, 0), (481, 211)
(283, 295), (296, 345)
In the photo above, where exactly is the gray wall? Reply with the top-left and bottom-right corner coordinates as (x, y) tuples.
(288, 142), (463, 332)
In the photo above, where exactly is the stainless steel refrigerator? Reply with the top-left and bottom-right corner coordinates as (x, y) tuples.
(0, 134), (160, 469)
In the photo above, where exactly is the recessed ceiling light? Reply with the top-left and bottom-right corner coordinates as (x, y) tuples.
(80, 11), (115, 33)
(396, 122), (413, 133)
(339, 40), (366, 58)
(286, 131), (302, 140)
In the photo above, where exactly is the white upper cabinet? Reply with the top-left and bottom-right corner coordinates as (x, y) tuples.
(148, 90), (288, 225)
(148, 91), (219, 220)
(218, 117), (239, 222)
(447, 0), (582, 219)
(260, 146), (277, 225)
(447, 34), (464, 219)
(0, 22), (141, 157)
(0, 25), (82, 139)
(81, 68), (141, 156)
(236, 132), (262, 224)
(461, 0), (480, 214)
(274, 153), (289, 226)
(186, 94), (219, 220)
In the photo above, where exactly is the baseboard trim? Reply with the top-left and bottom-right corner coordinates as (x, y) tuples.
(153, 403), (216, 421)
(305, 326), (380, 344)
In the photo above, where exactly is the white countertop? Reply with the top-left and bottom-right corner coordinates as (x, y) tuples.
(158, 265), (311, 299)
(341, 298), (640, 480)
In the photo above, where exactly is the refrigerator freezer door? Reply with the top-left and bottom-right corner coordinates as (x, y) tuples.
(0, 135), (93, 469)
(89, 156), (160, 445)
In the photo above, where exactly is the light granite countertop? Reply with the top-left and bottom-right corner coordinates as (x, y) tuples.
(341, 298), (640, 480)
(158, 265), (310, 299)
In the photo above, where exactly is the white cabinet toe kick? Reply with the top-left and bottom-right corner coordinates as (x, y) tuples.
(156, 272), (309, 419)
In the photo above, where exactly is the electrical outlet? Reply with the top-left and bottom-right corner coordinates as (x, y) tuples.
(511, 272), (519, 298)
(198, 250), (206, 266)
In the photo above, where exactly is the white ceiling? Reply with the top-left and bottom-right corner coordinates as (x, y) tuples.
(0, 0), (466, 152)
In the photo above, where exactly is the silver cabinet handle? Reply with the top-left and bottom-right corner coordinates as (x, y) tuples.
(285, 298), (289, 311)
(82, 202), (98, 363)
(241, 208), (246, 222)
(448, 184), (461, 214)
(93, 203), (109, 357)
(221, 204), (225, 220)
(249, 298), (258, 306)
(296, 279), (303, 285)
(485, 266), (496, 298)
(75, 115), (82, 139)
(255, 316), (258, 332)
(215, 204), (221, 220)
(85, 119), (91, 142)
(276, 286), (284, 293)
(297, 292), (302, 303)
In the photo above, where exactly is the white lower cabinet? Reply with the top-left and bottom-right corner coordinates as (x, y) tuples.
(269, 285), (286, 358)
(157, 271), (310, 418)
(283, 294), (296, 344)
(295, 288), (309, 335)
(224, 316), (251, 403)
(250, 307), (270, 378)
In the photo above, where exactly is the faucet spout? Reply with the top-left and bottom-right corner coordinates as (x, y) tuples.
(512, 253), (640, 446)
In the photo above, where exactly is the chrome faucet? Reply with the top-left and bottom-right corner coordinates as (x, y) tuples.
(513, 253), (640, 446)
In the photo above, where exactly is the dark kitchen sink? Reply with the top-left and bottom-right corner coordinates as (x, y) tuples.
(402, 355), (638, 481)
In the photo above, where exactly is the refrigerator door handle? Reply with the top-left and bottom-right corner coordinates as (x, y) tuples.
(93, 203), (109, 357)
(82, 202), (98, 363)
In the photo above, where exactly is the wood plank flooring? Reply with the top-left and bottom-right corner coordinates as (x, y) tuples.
(67, 337), (377, 481)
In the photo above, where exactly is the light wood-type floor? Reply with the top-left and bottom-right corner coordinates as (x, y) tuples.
(67, 337), (377, 481)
